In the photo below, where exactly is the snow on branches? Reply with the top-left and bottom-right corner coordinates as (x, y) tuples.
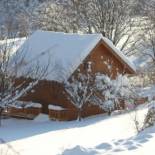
(65, 71), (94, 120)
(90, 73), (135, 114)
(65, 69), (135, 118)
(0, 80), (39, 109)
(143, 101), (155, 129)
(0, 36), (51, 126)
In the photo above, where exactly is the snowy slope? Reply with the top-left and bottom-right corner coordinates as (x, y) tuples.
(14, 30), (136, 82)
(0, 104), (155, 155)
(130, 55), (152, 71)
(137, 85), (155, 99)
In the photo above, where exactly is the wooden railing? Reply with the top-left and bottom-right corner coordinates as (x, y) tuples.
(6, 107), (42, 119)
(49, 109), (78, 121)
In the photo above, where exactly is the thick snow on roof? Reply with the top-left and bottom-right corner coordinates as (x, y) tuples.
(15, 30), (136, 82)
(48, 104), (66, 111)
(10, 101), (42, 109)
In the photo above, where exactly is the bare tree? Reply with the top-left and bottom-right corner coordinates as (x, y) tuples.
(31, 1), (71, 32)
(138, 0), (155, 62)
(134, 0), (155, 84)
(0, 30), (53, 126)
(31, 0), (139, 54)
(0, 0), (42, 38)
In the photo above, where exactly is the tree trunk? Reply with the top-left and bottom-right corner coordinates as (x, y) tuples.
(77, 108), (82, 121)
(108, 109), (111, 116)
(0, 108), (3, 126)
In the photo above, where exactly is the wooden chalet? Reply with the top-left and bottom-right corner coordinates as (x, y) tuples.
(13, 30), (136, 120)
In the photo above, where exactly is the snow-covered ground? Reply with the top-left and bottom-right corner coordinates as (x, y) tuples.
(0, 104), (155, 155)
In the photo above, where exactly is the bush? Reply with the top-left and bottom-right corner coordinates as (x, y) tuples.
(143, 101), (155, 129)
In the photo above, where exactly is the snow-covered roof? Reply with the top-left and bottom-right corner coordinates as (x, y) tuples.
(48, 104), (66, 111)
(10, 101), (42, 109)
(15, 30), (136, 82)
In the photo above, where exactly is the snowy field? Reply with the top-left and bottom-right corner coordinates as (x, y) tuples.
(0, 104), (155, 155)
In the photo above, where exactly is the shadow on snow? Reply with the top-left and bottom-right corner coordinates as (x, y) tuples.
(61, 125), (155, 155)
(0, 113), (109, 143)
